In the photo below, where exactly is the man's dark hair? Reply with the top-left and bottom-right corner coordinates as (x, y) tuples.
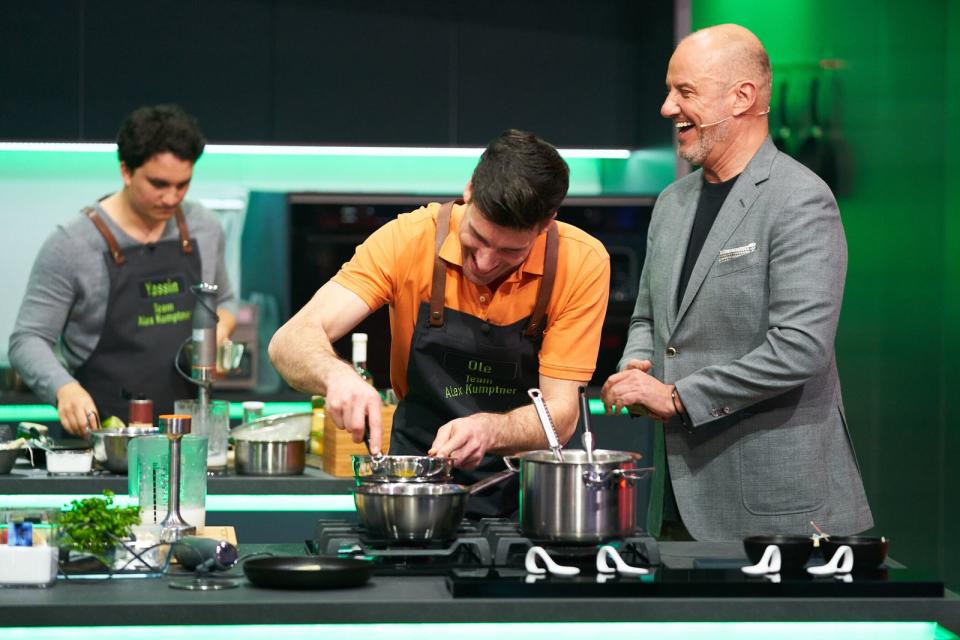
(116, 104), (206, 172)
(470, 129), (569, 229)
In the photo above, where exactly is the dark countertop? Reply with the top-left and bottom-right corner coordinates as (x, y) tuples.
(1, 542), (957, 631)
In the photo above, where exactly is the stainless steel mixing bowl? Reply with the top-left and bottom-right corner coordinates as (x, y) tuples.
(352, 454), (454, 484)
(353, 482), (469, 542)
(90, 426), (159, 474)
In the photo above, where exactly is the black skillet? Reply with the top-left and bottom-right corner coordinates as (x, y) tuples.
(243, 556), (374, 590)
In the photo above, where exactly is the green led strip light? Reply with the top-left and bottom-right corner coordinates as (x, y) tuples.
(0, 622), (953, 640)
(0, 494), (355, 512)
(0, 400), (622, 424)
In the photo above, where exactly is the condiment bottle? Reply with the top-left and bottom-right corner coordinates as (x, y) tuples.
(351, 333), (374, 387)
(129, 396), (154, 427)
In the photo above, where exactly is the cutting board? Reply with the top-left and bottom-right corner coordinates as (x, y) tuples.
(196, 526), (238, 546)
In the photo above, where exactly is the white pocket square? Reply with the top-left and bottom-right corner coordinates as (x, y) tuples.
(718, 242), (757, 263)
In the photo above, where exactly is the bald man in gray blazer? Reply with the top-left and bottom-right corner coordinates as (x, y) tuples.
(602, 24), (873, 541)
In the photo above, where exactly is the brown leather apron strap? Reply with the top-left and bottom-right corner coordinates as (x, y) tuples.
(523, 221), (559, 338)
(85, 208), (126, 265)
(174, 207), (193, 254)
(429, 201), (458, 327)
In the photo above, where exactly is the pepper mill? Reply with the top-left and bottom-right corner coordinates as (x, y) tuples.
(159, 414), (197, 543)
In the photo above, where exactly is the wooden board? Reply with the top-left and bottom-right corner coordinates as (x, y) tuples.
(321, 405), (395, 477)
(196, 525), (238, 546)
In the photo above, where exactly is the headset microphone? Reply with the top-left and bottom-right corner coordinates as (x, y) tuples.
(697, 107), (771, 129)
(698, 115), (733, 129)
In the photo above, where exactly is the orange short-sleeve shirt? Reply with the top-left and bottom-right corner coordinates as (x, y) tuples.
(332, 202), (610, 398)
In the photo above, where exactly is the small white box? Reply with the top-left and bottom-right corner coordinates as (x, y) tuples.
(0, 545), (58, 587)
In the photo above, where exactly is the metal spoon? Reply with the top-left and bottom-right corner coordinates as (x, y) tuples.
(527, 388), (564, 462)
(578, 386), (595, 465)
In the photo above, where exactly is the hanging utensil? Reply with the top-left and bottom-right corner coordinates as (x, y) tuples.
(527, 388), (564, 462)
(578, 386), (595, 465)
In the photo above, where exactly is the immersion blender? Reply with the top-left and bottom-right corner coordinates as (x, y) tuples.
(190, 283), (219, 411)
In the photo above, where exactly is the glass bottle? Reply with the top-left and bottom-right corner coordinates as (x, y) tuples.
(351, 333), (374, 387)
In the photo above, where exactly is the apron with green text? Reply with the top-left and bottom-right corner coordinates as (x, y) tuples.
(390, 200), (558, 517)
(74, 207), (200, 423)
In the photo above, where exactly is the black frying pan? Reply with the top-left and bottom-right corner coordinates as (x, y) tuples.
(243, 556), (374, 590)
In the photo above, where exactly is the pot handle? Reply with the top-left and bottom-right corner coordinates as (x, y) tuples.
(469, 468), (517, 495)
(502, 456), (521, 472)
(614, 466), (655, 481)
(583, 466), (655, 489)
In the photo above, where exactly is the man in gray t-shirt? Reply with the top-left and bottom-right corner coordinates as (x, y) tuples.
(8, 105), (236, 435)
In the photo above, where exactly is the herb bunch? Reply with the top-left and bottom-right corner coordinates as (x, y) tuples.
(59, 491), (140, 559)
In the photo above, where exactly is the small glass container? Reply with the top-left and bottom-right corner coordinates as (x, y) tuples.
(173, 399), (229, 473)
(45, 450), (93, 475)
(242, 401), (265, 425)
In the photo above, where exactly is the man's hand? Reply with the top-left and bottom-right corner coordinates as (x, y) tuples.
(322, 361), (384, 454)
(429, 414), (497, 470)
(601, 359), (675, 420)
(56, 381), (99, 436)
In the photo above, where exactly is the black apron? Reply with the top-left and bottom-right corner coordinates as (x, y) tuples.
(390, 200), (559, 517)
(73, 207), (201, 423)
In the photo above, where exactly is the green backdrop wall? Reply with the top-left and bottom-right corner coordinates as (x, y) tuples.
(691, 0), (960, 587)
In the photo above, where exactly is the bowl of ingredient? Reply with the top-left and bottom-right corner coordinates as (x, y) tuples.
(90, 426), (160, 474)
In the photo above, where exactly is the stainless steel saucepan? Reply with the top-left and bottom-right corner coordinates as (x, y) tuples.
(508, 449), (653, 544)
(353, 469), (514, 542)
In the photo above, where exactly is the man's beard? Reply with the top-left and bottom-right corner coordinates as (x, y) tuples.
(678, 120), (730, 166)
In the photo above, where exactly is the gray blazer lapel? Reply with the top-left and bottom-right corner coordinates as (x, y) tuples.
(666, 177), (702, 331)
(675, 138), (778, 326)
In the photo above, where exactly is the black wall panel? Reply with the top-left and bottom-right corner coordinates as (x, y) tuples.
(0, 1), (674, 148)
(272, 1), (453, 145)
(82, 0), (274, 141)
(0, 2), (83, 140)
(457, 1), (673, 148)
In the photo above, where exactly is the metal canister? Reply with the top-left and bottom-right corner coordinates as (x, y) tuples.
(128, 397), (154, 427)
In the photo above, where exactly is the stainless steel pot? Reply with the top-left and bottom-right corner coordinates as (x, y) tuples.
(90, 426), (160, 474)
(508, 449), (652, 544)
(352, 454), (454, 484)
(353, 469), (514, 542)
(235, 439), (306, 476)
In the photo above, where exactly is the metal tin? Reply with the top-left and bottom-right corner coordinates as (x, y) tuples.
(234, 439), (305, 476)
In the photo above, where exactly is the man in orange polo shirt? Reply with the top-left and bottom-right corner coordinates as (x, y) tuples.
(269, 130), (610, 516)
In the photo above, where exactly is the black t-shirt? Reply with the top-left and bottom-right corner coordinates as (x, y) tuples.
(675, 175), (739, 311)
(664, 173), (738, 527)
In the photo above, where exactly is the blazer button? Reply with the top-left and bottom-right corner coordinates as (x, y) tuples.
(710, 408), (720, 417)
(666, 347), (678, 358)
